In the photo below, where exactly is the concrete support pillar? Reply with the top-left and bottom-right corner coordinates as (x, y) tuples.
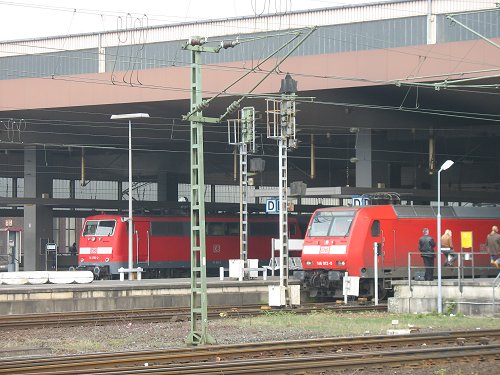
(23, 146), (53, 271)
(426, 0), (436, 45)
(13, 177), (18, 197)
(118, 180), (123, 200)
(98, 33), (106, 73)
(355, 128), (372, 188)
(211, 184), (216, 203)
(69, 179), (75, 199)
(157, 172), (179, 202)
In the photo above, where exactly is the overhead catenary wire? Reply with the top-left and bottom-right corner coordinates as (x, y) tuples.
(3, 22), (499, 78)
(2, 6), (500, 82)
(0, 0), (497, 43)
(0, 3), (498, 203)
(218, 26), (317, 121)
(2, 97), (500, 150)
(1, 120), (498, 168)
(2, 144), (492, 178)
(0, 6), (498, 155)
(2, 23), (500, 98)
(183, 28), (307, 120)
(1, 17), (499, 102)
(3, 92), (500, 144)
(0, 0), (446, 43)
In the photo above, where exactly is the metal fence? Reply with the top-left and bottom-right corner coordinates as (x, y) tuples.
(407, 250), (494, 292)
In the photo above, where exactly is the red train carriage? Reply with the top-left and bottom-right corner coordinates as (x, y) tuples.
(77, 214), (304, 279)
(295, 205), (500, 298)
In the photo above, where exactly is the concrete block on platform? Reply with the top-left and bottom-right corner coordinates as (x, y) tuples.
(1, 273), (29, 285)
(390, 279), (500, 315)
(387, 329), (412, 335)
(0, 277), (294, 315)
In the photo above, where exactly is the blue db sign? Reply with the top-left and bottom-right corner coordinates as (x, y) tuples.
(266, 199), (279, 213)
(352, 196), (370, 206)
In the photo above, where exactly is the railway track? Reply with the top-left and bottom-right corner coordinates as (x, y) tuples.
(1, 329), (498, 374)
(0, 303), (386, 329)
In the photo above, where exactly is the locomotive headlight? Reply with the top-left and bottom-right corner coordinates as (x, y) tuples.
(306, 261), (313, 266)
(336, 261), (346, 266)
(105, 258), (110, 262)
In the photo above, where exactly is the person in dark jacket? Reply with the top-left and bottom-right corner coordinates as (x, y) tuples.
(418, 228), (436, 281)
(69, 242), (77, 256)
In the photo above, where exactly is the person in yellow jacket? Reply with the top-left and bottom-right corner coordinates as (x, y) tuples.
(486, 226), (500, 267)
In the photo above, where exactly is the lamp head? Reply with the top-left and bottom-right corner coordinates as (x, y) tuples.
(279, 73), (297, 94)
(440, 159), (454, 171)
(110, 113), (150, 120)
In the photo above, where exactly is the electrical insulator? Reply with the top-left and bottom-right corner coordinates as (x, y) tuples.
(188, 37), (207, 46)
(221, 40), (239, 49)
(194, 100), (209, 112)
(226, 101), (240, 114)
(288, 139), (298, 149)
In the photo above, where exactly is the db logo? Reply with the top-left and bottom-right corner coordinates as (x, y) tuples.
(320, 246), (330, 254)
(212, 244), (221, 253)
(90, 248), (97, 254)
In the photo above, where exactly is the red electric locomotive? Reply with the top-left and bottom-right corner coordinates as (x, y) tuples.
(77, 214), (304, 279)
(295, 205), (500, 298)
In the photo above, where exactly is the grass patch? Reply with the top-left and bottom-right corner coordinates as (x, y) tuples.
(229, 311), (500, 337)
(55, 338), (112, 353)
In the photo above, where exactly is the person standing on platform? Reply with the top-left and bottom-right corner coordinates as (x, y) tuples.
(70, 242), (77, 256)
(441, 229), (455, 266)
(486, 226), (500, 267)
(419, 228), (436, 281)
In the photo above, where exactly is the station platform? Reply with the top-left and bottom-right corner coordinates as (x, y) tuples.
(389, 278), (500, 316)
(0, 277), (300, 315)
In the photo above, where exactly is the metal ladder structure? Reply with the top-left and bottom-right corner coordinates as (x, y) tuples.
(228, 107), (256, 277)
(266, 73), (298, 306)
(182, 37), (220, 345)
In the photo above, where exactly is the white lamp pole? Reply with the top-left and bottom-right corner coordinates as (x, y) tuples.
(437, 159), (454, 313)
(110, 113), (149, 280)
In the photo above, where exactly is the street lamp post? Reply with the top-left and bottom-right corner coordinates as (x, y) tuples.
(110, 113), (149, 280)
(437, 159), (454, 313)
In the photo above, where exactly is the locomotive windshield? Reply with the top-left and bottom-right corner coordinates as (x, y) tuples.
(308, 211), (354, 237)
(83, 220), (116, 236)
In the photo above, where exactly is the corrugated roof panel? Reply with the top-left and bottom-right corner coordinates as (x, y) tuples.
(0, 0), (494, 57)
(453, 207), (500, 219)
(393, 205), (457, 218)
(394, 205), (500, 219)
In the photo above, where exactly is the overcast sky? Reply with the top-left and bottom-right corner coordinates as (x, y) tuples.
(0, 0), (380, 41)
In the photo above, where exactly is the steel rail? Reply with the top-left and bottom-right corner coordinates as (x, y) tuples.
(0, 303), (386, 329)
(1, 329), (498, 374)
(101, 345), (499, 374)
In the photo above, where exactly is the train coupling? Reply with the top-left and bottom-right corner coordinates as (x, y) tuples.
(328, 270), (343, 281)
(293, 270), (305, 280)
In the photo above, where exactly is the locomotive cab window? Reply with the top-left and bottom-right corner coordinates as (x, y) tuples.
(371, 220), (380, 237)
(226, 222), (239, 236)
(83, 220), (115, 236)
(250, 222), (278, 237)
(207, 222), (226, 236)
(308, 211), (355, 237)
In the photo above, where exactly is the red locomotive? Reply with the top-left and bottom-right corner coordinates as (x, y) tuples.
(77, 214), (305, 279)
(295, 205), (500, 298)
